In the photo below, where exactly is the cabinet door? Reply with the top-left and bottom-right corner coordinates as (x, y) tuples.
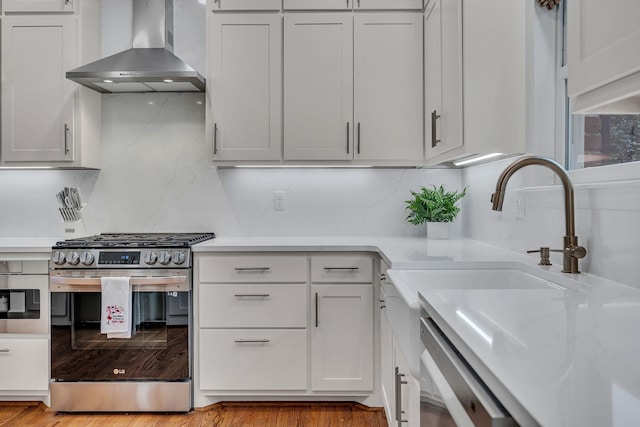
(2, 16), (76, 162)
(355, 0), (422, 10)
(0, 338), (48, 391)
(209, 0), (280, 11)
(424, 0), (462, 160)
(2, 0), (74, 12)
(354, 13), (423, 161)
(380, 280), (396, 424)
(567, 0), (640, 97)
(311, 284), (373, 391)
(284, 0), (352, 11)
(284, 13), (354, 160)
(209, 14), (282, 161)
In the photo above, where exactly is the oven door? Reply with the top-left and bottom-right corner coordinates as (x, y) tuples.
(50, 270), (190, 382)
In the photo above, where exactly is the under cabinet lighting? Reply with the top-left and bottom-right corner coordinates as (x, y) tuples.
(453, 153), (505, 167)
(103, 79), (113, 83)
(163, 79), (174, 83)
(232, 165), (375, 169)
(0, 166), (54, 170)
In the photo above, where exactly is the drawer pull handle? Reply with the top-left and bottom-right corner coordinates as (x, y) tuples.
(315, 292), (319, 328)
(324, 267), (359, 271)
(0, 349), (10, 353)
(234, 339), (270, 344)
(234, 267), (271, 272)
(234, 293), (270, 298)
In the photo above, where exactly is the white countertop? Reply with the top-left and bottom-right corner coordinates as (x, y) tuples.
(0, 238), (58, 255)
(193, 236), (536, 269)
(390, 264), (640, 427)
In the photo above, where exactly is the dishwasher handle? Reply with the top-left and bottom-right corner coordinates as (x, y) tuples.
(420, 317), (517, 427)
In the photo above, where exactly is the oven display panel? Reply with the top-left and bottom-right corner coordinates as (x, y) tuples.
(98, 251), (141, 265)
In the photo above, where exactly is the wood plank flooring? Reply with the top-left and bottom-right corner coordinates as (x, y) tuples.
(0, 401), (388, 427)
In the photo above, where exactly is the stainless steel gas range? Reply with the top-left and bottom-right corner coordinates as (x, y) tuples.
(48, 233), (215, 412)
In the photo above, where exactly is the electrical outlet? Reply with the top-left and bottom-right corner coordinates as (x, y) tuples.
(273, 191), (285, 211)
(515, 189), (526, 218)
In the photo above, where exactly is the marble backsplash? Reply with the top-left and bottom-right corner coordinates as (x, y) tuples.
(0, 92), (463, 239)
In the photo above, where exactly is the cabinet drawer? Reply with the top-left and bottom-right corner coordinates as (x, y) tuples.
(198, 255), (307, 283)
(209, 0), (281, 11)
(199, 329), (307, 391)
(199, 284), (307, 328)
(0, 338), (48, 391)
(311, 255), (373, 283)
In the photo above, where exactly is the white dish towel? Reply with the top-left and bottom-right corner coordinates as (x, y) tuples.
(100, 276), (132, 339)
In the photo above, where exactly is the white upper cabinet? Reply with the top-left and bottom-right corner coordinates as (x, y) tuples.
(284, 0), (352, 11)
(568, 0), (640, 113)
(2, 15), (76, 163)
(284, 13), (354, 160)
(355, 0), (422, 10)
(208, 0), (280, 11)
(354, 13), (423, 161)
(209, 14), (282, 161)
(424, 0), (462, 161)
(2, 0), (74, 12)
(424, 0), (525, 166)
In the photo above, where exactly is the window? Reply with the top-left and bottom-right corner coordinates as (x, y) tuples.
(559, 2), (640, 174)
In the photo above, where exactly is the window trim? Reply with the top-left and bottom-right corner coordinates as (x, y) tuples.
(558, 0), (640, 185)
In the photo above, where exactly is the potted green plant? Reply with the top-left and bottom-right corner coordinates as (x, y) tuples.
(405, 185), (467, 239)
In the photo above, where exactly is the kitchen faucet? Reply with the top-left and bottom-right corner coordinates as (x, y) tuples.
(490, 155), (587, 273)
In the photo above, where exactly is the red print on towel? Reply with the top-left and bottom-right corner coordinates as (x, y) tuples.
(105, 305), (126, 325)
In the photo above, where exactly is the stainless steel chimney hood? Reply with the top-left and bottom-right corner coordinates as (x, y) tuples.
(66, 0), (205, 93)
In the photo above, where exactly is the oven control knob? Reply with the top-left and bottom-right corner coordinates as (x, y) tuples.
(67, 251), (80, 265)
(52, 251), (66, 265)
(144, 252), (158, 265)
(173, 251), (186, 265)
(79, 251), (95, 266)
(158, 251), (172, 265)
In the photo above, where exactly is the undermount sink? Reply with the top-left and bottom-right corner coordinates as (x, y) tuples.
(385, 268), (564, 378)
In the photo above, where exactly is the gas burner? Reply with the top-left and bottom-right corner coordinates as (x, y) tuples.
(54, 233), (215, 249)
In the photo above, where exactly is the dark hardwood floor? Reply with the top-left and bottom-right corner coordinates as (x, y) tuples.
(0, 401), (388, 427)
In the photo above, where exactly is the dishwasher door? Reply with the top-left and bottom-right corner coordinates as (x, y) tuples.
(420, 316), (518, 427)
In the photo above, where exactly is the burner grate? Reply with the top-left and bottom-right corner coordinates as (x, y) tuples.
(54, 233), (215, 249)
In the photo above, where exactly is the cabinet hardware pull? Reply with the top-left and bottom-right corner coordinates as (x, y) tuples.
(357, 0), (360, 7)
(0, 349), (10, 353)
(234, 339), (270, 343)
(323, 267), (359, 270)
(65, 0), (71, 5)
(234, 267), (270, 271)
(347, 122), (350, 154)
(315, 292), (319, 328)
(395, 367), (409, 425)
(357, 122), (361, 154)
(64, 123), (70, 155)
(378, 273), (386, 281)
(431, 110), (441, 148)
(234, 293), (270, 298)
(213, 123), (218, 155)
(346, 0), (349, 7)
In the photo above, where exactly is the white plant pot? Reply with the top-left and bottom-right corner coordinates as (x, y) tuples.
(426, 222), (450, 239)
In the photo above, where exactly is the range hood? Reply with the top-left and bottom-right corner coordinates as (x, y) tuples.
(66, 0), (205, 93)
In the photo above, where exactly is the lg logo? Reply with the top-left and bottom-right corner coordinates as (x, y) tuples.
(112, 368), (126, 375)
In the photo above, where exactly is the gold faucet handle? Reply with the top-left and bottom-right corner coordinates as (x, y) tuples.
(526, 247), (552, 266)
(550, 246), (587, 259)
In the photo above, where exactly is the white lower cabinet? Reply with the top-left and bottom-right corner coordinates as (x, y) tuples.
(0, 338), (48, 392)
(311, 284), (373, 391)
(393, 338), (420, 427)
(199, 329), (307, 391)
(196, 252), (375, 399)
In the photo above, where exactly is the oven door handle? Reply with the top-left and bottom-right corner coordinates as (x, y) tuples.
(50, 275), (189, 292)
